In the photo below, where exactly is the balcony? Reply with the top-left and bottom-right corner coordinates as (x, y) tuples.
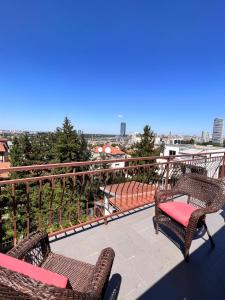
(50, 203), (225, 299)
(0, 152), (225, 299)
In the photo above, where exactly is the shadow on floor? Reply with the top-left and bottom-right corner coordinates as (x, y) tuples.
(104, 273), (122, 300)
(137, 224), (225, 300)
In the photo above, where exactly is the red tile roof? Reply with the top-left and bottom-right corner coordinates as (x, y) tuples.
(0, 138), (8, 143)
(0, 141), (9, 152)
(93, 145), (125, 155)
(101, 181), (156, 211)
(0, 162), (11, 178)
(0, 143), (6, 152)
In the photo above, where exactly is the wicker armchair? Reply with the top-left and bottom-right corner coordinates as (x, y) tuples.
(154, 173), (225, 261)
(0, 230), (115, 299)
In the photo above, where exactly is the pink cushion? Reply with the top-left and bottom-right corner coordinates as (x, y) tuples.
(0, 253), (68, 288)
(158, 202), (197, 227)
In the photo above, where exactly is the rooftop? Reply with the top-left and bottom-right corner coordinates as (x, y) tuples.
(101, 181), (155, 210)
(50, 201), (225, 300)
(0, 143), (6, 152)
(0, 162), (10, 178)
(93, 145), (125, 155)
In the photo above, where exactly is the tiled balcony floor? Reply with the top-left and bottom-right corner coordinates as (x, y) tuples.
(50, 202), (225, 300)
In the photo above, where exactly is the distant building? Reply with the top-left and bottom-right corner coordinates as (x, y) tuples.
(129, 132), (141, 145)
(120, 122), (126, 137)
(0, 138), (10, 179)
(212, 118), (224, 145)
(157, 144), (225, 179)
(154, 135), (183, 146)
(0, 138), (9, 163)
(92, 144), (128, 168)
(201, 131), (210, 143)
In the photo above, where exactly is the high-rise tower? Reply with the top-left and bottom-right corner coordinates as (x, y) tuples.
(212, 118), (224, 145)
(120, 122), (126, 137)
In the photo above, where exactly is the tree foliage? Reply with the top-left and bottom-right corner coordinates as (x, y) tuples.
(1, 118), (91, 248)
(131, 125), (161, 183)
(132, 125), (157, 157)
(10, 117), (90, 167)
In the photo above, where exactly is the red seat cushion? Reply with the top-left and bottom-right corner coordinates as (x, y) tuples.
(158, 202), (197, 227)
(0, 253), (69, 288)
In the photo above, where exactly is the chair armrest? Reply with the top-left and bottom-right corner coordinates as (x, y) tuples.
(7, 230), (50, 266)
(87, 247), (115, 299)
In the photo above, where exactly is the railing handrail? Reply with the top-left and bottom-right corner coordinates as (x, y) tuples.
(0, 154), (223, 185)
(0, 150), (225, 174)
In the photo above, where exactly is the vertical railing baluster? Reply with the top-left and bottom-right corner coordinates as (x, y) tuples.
(89, 175), (94, 218)
(0, 186), (3, 251)
(59, 177), (65, 228)
(26, 183), (30, 235)
(141, 167), (145, 202)
(136, 169), (142, 204)
(12, 184), (17, 246)
(145, 167), (149, 202)
(120, 171), (127, 209)
(49, 178), (55, 232)
(38, 180), (43, 229)
(222, 153), (225, 180)
(85, 176), (89, 219)
(165, 157), (170, 190)
(76, 176), (81, 222)
(68, 176), (75, 225)
(100, 172), (108, 224)
(126, 178), (132, 207)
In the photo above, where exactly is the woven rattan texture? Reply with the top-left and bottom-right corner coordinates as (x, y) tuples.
(154, 173), (225, 261)
(4, 230), (115, 299)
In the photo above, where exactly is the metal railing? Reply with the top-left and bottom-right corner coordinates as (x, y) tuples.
(0, 151), (224, 250)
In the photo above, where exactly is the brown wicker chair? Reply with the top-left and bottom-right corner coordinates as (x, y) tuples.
(0, 230), (115, 299)
(154, 173), (225, 261)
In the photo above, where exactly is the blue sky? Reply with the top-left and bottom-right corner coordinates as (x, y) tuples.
(0, 1), (225, 135)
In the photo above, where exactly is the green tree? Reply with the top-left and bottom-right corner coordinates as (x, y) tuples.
(132, 125), (160, 183)
(4, 118), (91, 248)
(10, 137), (24, 166)
(31, 133), (56, 164)
(132, 125), (157, 157)
(53, 117), (82, 163)
(78, 133), (90, 161)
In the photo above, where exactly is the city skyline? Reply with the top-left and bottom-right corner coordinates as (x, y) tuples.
(0, 1), (225, 134)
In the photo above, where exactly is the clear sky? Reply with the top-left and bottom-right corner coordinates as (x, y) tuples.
(0, 1), (225, 135)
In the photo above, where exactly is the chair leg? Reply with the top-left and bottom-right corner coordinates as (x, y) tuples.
(153, 216), (159, 234)
(184, 250), (190, 263)
(204, 223), (215, 247)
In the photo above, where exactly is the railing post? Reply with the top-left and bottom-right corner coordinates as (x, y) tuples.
(165, 157), (170, 190)
(104, 217), (108, 225)
(26, 183), (30, 236)
(12, 184), (17, 246)
(0, 207), (2, 252)
(222, 153), (225, 180)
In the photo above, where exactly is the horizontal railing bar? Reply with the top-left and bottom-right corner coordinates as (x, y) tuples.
(0, 151), (224, 173)
(0, 155), (222, 185)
